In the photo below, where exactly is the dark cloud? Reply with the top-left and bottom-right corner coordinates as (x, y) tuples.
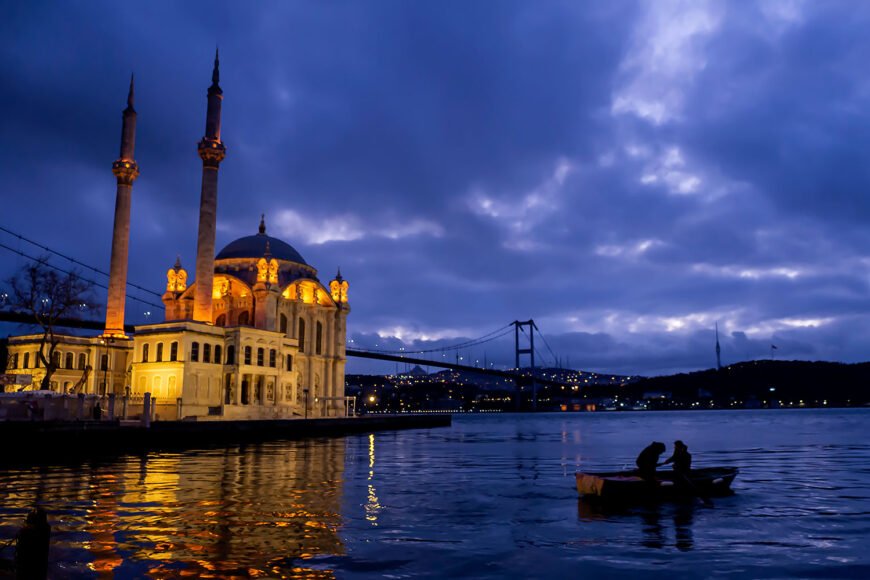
(3, 1), (870, 376)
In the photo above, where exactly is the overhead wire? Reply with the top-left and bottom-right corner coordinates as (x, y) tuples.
(0, 223), (162, 298)
(0, 241), (165, 310)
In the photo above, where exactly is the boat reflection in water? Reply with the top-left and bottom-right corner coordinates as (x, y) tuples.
(0, 439), (346, 578)
(578, 498), (697, 552)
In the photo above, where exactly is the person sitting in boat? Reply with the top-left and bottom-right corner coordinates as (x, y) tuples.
(663, 440), (692, 474)
(635, 441), (666, 481)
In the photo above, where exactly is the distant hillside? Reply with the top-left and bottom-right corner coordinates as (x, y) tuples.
(591, 359), (870, 406)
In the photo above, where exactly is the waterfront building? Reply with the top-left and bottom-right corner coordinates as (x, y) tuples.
(4, 54), (350, 420)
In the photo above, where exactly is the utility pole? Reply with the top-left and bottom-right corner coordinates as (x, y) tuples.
(513, 320), (537, 411)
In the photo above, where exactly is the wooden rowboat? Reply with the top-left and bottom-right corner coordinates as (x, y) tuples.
(575, 467), (738, 501)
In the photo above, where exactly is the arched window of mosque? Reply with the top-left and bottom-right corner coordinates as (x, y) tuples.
(244, 346), (252, 365)
(65, 352), (74, 369)
(269, 349), (276, 368)
(298, 318), (306, 353)
(257, 347), (264, 367)
(203, 343), (211, 363)
(227, 345), (236, 365)
(286, 354), (293, 371)
(216, 313), (227, 327)
(170, 342), (178, 361)
(280, 314), (288, 334)
(238, 311), (250, 326)
(23, 353), (29, 369)
(316, 321), (323, 355)
(191, 342), (200, 362)
(156, 343), (164, 362)
(142, 343), (150, 363)
(215, 345), (222, 365)
(168, 375), (177, 396)
(78, 353), (87, 370)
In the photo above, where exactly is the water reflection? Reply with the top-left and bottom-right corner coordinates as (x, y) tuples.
(578, 499), (697, 551)
(0, 440), (346, 578)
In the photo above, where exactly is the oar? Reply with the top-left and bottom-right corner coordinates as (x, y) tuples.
(675, 472), (713, 507)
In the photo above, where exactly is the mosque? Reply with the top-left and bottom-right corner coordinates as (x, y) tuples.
(4, 54), (351, 420)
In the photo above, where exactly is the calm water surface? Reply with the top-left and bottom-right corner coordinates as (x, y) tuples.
(1, 409), (868, 578)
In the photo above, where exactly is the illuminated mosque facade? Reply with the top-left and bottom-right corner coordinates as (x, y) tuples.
(5, 53), (351, 420)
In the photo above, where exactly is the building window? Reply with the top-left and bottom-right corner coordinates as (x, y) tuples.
(170, 341), (178, 361)
(257, 348), (264, 367)
(238, 311), (250, 326)
(215, 345), (222, 365)
(10, 353), (18, 369)
(204, 343), (211, 363)
(191, 342), (200, 362)
(156, 342), (163, 362)
(142, 343), (150, 363)
(269, 349), (276, 368)
(286, 354), (293, 371)
(34, 353), (40, 367)
(227, 345), (235, 365)
(23, 353), (29, 369)
(316, 321), (323, 355)
(280, 314), (288, 334)
(298, 318), (306, 353)
(65, 352), (74, 369)
(244, 346), (252, 365)
(52, 351), (60, 367)
(78, 353), (87, 370)
(101, 354), (108, 371)
(216, 313), (226, 327)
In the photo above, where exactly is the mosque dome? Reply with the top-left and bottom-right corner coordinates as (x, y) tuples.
(215, 216), (308, 265)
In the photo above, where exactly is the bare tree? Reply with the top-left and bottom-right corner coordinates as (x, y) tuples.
(4, 258), (98, 390)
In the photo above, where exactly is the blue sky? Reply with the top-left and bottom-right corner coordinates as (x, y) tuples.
(3, 0), (870, 376)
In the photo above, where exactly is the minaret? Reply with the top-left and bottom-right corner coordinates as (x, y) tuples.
(715, 322), (722, 370)
(103, 75), (139, 338)
(193, 49), (226, 323)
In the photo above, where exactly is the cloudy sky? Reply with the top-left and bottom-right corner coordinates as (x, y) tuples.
(3, 0), (870, 376)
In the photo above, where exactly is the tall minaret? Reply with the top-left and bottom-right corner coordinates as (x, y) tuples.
(104, 75), (139, 338)
(193, 49), (226, 323)
(715, 322), (722, 370)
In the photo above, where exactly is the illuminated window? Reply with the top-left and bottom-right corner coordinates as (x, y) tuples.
(142, 343), (150, 363)
(156, 342), (164, 362)
(191, 342), (200, 362)
(170, 341), (178, 361)
(244, 346), (252, 365)
(257, 347), (264, 367)
(269, 349), (276, 367)
(286, 354), (292, 371)
(65, 352), (73, 369)
(204, 343), (212, 363)
(215, 345), (222, 364)
(23, 353), (29, 369)
(298, 318), (306, 353)
(227, 345), (236, 365)
(316, 321), (323, 355)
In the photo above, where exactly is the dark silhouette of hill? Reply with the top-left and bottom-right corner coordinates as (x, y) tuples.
(588, 359), (870, 406)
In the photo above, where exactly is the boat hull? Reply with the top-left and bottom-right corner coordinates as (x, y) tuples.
(575, 467), (738, 501)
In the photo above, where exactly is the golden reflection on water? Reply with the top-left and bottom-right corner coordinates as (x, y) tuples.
(0, 440), (346, 578)
(365, 433), (381, 526)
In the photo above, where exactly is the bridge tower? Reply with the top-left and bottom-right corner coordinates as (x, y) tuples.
(513, 320), (537, 411)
